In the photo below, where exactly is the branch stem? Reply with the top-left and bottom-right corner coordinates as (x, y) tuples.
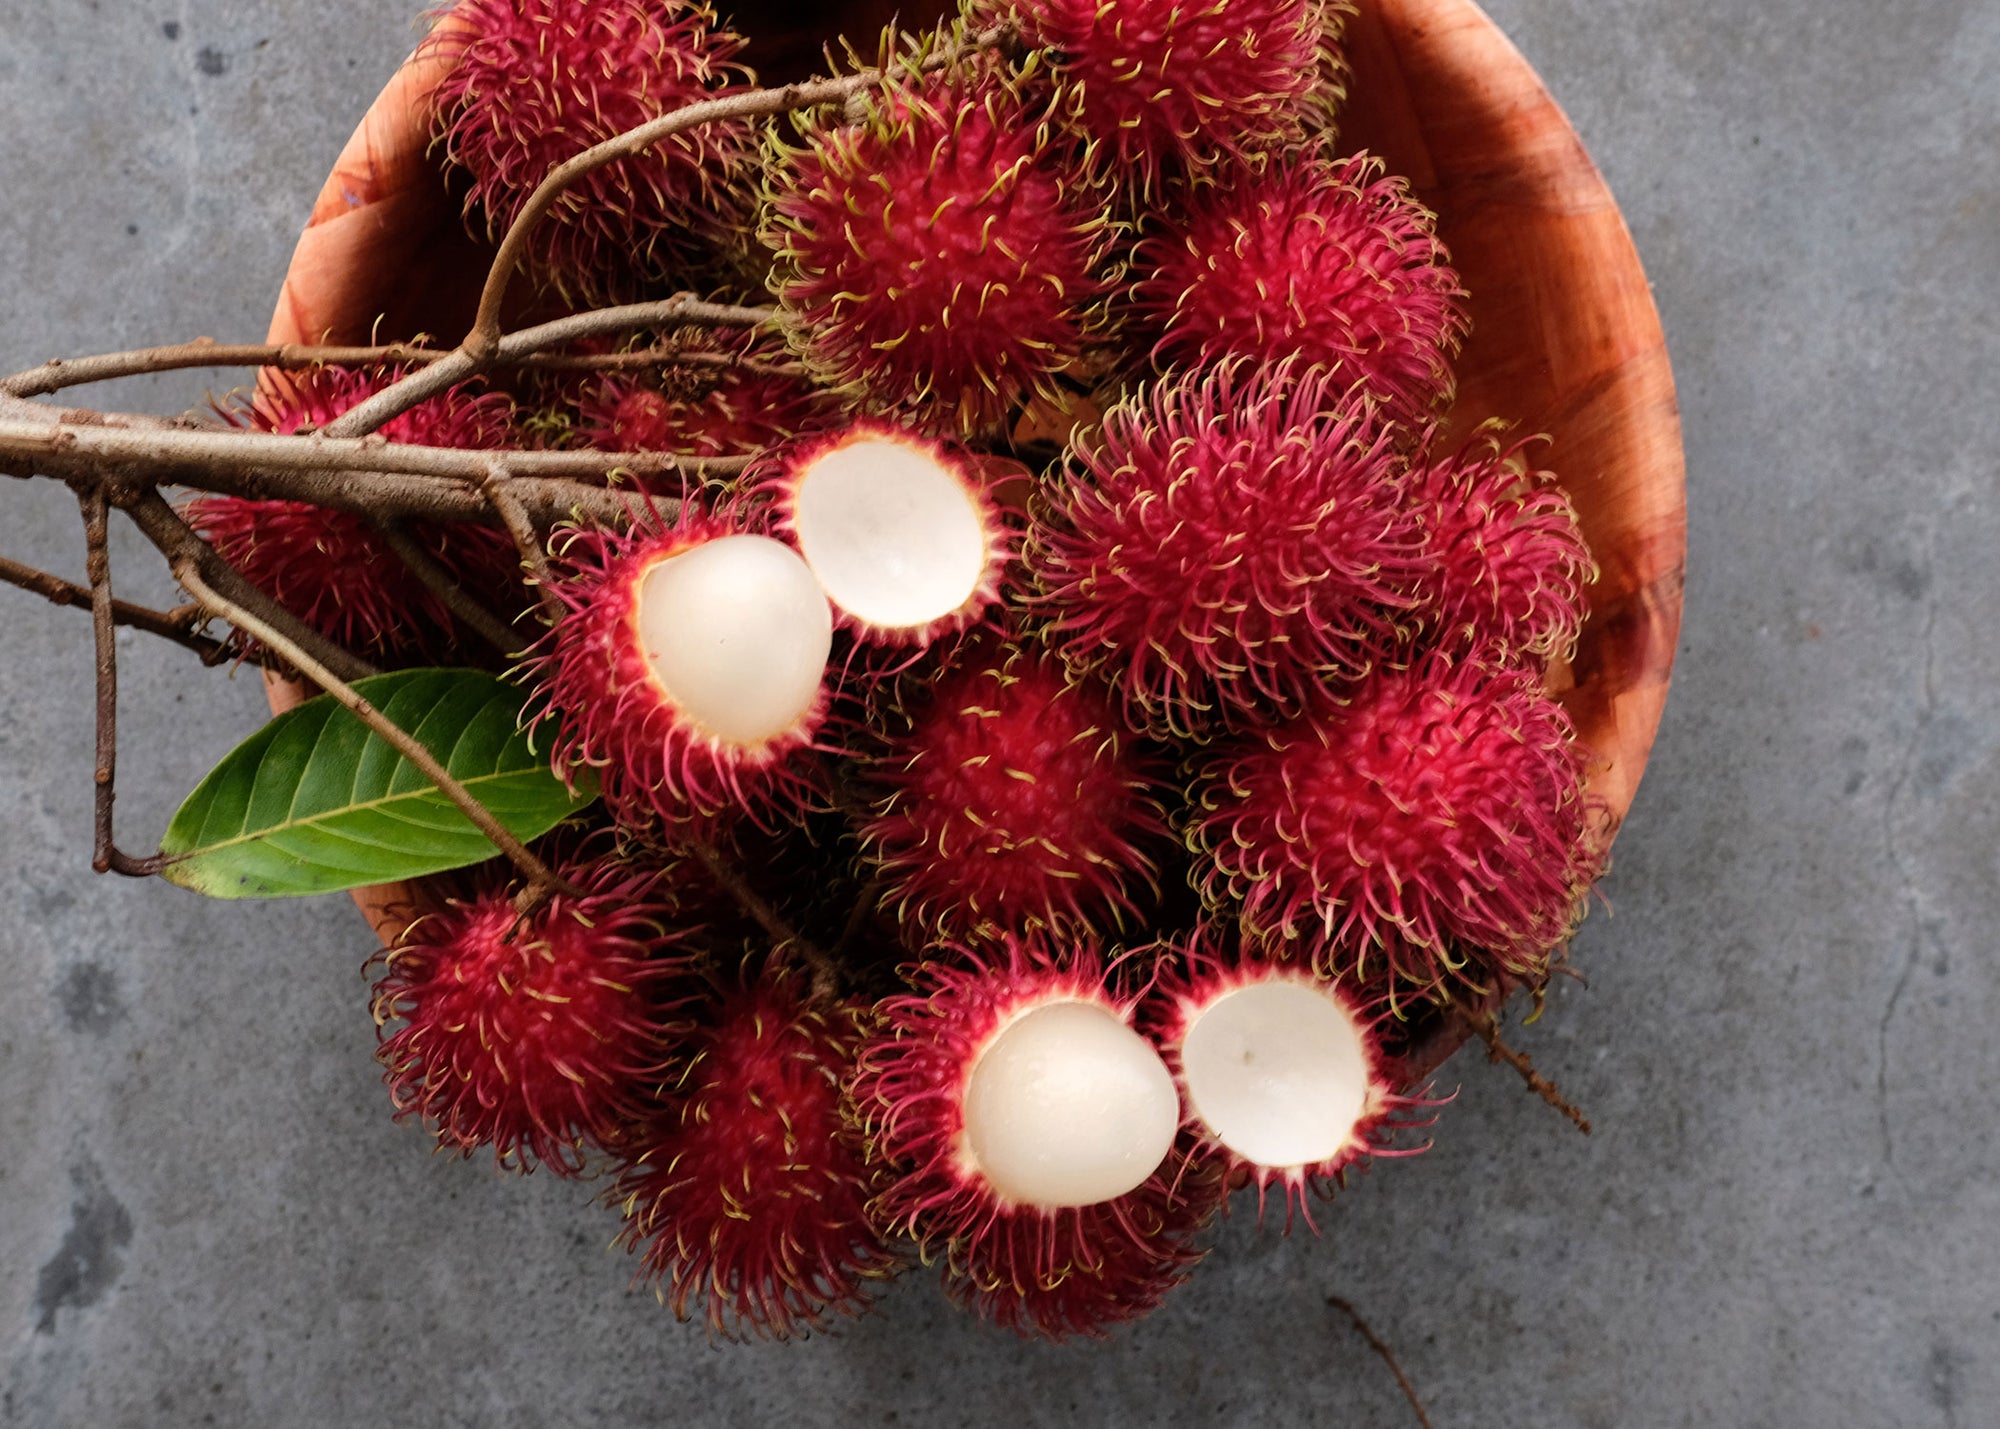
(1459, 1008), (1593, 1136)
(0, 552), (232, 664)
(76, 488), (164, 877)
(374, 521), (523, 657)
(684, 835), (841, 1000)
(1326, 1296), (1434, 1429)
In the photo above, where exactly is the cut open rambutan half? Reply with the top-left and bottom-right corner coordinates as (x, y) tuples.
(1141, 931), (1433, 1229)
(1189, 656), (1600, 1001)
(852, 939), (1221, 1339)
(610, 963), (896, 1339)
(763, 420), (1012, 648)
(528, 506), (834, 829)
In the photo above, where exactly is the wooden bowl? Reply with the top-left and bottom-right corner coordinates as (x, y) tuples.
(266, 0), (1686, 1069)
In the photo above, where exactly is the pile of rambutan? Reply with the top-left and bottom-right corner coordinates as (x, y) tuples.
(212, 0), (1608, 1342)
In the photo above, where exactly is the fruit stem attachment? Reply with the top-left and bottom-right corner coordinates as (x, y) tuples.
(1326, 1295), (1435, 1429)
(476, 461), (563, 625)
(683, 834), (842, 1001)
(1457, 1007), (1593, 1136)
(172, 563), (577, 902)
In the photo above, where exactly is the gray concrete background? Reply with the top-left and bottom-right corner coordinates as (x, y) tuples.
(1, 1), (1994, 1424)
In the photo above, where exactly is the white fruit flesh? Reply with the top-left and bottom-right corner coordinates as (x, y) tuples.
(789, 437), (991, 635)
(1178, 980), (1371, 1170)
(635, 534), (833, 748)
(961, 999), (1180, 1209)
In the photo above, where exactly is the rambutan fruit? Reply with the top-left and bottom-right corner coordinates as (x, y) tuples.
(1029, 361), (1429, 739)
(986, 0), (1344, 200)
(609, 964), (896, 1338)
(853, 640), (1170, 942)
(573, 329), (832, 464)
(370, 852), (698, 1174)
(1188, 656), (1599, 1000)
(186, 367), (520, 662)
(763, 56), (1112, 432)
(425, 0), (757, 300)
(1411, 429), (1596, 665)
(852, 939), (1220, 1338)
(1131, 151), (1468, 430)
(762, 419), (1013, 648)
(527, 505), (835, 831)
(1140, 931), (1431, 1229)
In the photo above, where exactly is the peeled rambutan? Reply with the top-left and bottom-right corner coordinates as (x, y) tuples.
(763, 57), (1111, 432)
(186, 367), (520, 662)
(987, 0), (1342, 199)
(1188, 656), (1599, 999)
(853, 640), (1170, 942)
(1029, 361), (1429, 738)
(1140, 930), (1431, 1229)
(1131, 151), (1468, 430)
(1411, 429), (1596, 665)
(609, 964), (896, 1338)
(852, 939), (1220, 1339)
(762, 419), (1013, 648)
(526, 504), (835, 831)
(425, 0), (756, 299)
(370, 853), (698, 1174)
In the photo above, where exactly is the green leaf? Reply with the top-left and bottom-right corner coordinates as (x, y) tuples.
(159, 668), (594, 899)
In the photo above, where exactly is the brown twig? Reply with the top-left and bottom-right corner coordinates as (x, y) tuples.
(173, 564), (576, 902)
(476, 461), (563, 624)
(0, 552), (233, 664)
(118, 487), (378, 683)
(1327, 1296), (1434, 1429)
(1, 335), (801, 399)
(831, 876), (883, 962)
(323, 296), (774, 441)
(1459, 1008), (1594, 1136)
(373, 521), (523, 658)
(684, 834), (842, 1000)
(76, 488), (167, 877)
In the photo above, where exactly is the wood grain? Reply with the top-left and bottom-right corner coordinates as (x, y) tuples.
(264, 0), (1688, 1006)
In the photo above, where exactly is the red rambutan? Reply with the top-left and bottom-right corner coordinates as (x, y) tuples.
(1131, 151), (1468, 429)
(426, 0), (757, 299)
(526, 504), (835, 831)
(1410, 429), (1596, 665)
(989, 0), (1343, 199)
(370, 853), (698, 1174)
(762, 419), (1014, 648)
(1188, 656), (1599, 999)
(1140, 930), (1432, 1229)
(609, 964), (897, 1338)
(1029, 361), (1429, 738)
(573, 330), (832, 463)
(852, 939), (1220, 1339)
(185, 367), (520, 662)
(854, 640), (1170, 942)
(763, 57), (1112, 432)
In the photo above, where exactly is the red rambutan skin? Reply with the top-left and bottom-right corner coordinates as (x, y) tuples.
(851, 939), (1222, 1340)
(524, 505), (831, 833)
(1410, 430), (1596, 666)
(758, 418), (1016, 649)
(988, 0), (1343, 199)
(425, 0), (756, 300)
(371, 854), (698, 1175)
(854, 640), (1170, 943)
(1131, 151), (1468, 430)
(1139, 929), (1433, 1231)
(185, 367), (520, 662)
(573, 329), (833, 465)
(1029, 361), (1430, 739)
(609, 965), (897, 1339)
(763, 59), (1112, 432)
(1188, 656), (1599, 1000)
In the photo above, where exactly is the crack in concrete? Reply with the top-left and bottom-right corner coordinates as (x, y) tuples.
(1877, 524), (1942, 1170)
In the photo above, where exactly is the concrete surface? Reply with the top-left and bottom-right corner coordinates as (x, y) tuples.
(1, 1), (1995, 1425)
